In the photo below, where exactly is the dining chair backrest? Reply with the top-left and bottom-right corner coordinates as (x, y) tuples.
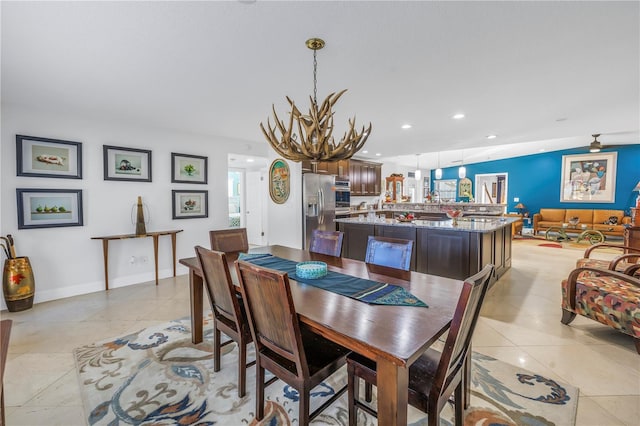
(365, 235), (413, 271)
(195, 246), (242, 325)
(434, 264), (494, 395)
(235, 260), (308, 378)
(209, 228), (249, 256)
(309, 230), (344, 257)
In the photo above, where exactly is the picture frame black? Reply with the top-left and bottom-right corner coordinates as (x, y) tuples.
(103, 145), (152, 182)
(171, 152), (208, 184)
(16, 135), (82, 179)
(16, 188), (83, 229)
(172, 190), (208, 219)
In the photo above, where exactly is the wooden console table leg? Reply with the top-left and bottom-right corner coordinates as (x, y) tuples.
(171, 232), (177, 277)
(101, 240), (109, 290)
(152, 235), (159, 285)
(190, 269), (204, 344)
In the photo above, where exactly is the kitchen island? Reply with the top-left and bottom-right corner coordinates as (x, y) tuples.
(336, 216), (519, 280)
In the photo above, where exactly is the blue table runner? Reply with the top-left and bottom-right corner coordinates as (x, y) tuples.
(239, 253), (427, 307)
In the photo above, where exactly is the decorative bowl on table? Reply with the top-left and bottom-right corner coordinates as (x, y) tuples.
(295, 261), (327, 279)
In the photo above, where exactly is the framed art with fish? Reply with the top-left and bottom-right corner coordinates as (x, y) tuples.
(16, 135), (82, 179)
(16, 188), (83, 229)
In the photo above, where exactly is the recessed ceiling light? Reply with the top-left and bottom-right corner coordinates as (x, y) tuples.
(452, 113), (465, 120)
(401, 124), (412, 129)
(375, 153), (382, 156)
(247, 158), (254, 162)
(362, 150), (369, 154)
(539, 148), (546, 152)
(486, 134), (497, 139)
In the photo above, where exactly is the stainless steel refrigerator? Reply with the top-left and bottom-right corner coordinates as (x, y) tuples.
(303, 173), (336, 249)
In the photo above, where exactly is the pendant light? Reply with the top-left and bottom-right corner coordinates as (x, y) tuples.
(435, 152), (442, 179)
(414, 154), (421, 181)
(458, 150), (466, 179)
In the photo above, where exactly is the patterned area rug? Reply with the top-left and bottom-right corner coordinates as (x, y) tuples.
(74, 317), (579, 425)
(513, 236), (624, 252)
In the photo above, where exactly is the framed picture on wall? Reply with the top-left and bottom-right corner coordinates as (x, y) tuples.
(171, 152), (208, 184)
(16, 188), (83, 229)
(269, 158), (290, 204)
(16, 135), (82, 179)
(103, 145), (152, 182)
(560, 152), (617, 202)
(172, 190), (208, 219)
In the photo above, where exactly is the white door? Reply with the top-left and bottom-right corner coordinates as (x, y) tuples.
(246, 171), (265, 245)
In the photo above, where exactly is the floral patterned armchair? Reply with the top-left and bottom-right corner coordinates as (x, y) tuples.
(561, 266), (640, 354)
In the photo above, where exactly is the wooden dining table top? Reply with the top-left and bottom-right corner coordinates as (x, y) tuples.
(179, 244), (464, 368)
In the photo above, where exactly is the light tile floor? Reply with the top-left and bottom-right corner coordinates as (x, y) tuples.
(2, 241), (639, 425)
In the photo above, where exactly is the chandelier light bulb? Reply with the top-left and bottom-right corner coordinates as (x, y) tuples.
(458, 166), (466, 179)
(435, 168), (443, 179)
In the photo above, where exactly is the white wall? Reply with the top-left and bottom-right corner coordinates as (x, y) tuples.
(265, 151), (302, 249)
(1, 104), (266, 308)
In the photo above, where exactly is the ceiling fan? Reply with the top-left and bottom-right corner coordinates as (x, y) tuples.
(586, 133), (628, 153)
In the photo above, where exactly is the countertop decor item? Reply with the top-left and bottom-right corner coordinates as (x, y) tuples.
(446, 209), (463, 226)
(260, 37), (371, 172)
(295, 261), (328, 279)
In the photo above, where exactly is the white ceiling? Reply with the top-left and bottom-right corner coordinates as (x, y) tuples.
(2, 1), (639, 170)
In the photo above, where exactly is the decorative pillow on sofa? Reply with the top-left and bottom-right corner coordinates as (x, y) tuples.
(604, 216), (618, 225)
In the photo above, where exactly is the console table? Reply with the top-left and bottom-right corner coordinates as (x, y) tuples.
(91, 230), (183, 290)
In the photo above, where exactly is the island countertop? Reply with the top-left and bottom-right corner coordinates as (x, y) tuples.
(335, 216), (519, 233)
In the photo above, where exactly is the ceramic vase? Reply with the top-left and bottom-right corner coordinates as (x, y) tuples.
(3, 256), (35, 312)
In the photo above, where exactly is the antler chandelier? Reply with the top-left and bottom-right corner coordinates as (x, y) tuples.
(260, 38), (372, 173)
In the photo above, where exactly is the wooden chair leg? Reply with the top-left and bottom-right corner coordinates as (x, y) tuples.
(454, 381), (464, 426)
(463, 351), (470, 409)
(238, 341), (247, 397)
(213, 326), (221, 372)
(256, 364), (265, 420)
(347, 362), (358, 426)
(561, 309), (577, 325)
(299, 385), (311, 426)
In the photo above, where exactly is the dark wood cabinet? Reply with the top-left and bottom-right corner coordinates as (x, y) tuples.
(624, 226), (640, 261)
(340, 222), (512, 281)
(339, 223), (375, 261)
(303, 158), (381, 196)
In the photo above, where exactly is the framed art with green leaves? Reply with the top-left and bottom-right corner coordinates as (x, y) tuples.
(171, 153), (208, 184)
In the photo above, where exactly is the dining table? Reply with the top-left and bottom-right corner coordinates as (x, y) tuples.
(179, 245), (464, 426)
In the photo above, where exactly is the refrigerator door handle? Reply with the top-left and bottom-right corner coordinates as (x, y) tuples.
(318, 188), (324, 225)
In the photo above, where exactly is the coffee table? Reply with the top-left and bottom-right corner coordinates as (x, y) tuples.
(545, 226), (605, 244)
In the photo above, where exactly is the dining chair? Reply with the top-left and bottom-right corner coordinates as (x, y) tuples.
(309, 229), (344, 257)
(1, 319), (12, 426)
(209, 228), (249, 260)
(346, 264), (495, 426)
(194, 246), (253, 397)
(235, 260), (351, 426)
(364, 235), (413, 271)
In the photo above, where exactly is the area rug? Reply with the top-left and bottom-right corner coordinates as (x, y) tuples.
(513, 237), (624, 253)
(74, 317), (579, 426)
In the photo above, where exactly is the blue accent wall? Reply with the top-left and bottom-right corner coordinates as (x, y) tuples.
(431, 144), (640, 216)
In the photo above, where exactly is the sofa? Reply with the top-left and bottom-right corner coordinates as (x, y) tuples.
(561, 266), (640, 354)
(533, 208), (631, 237)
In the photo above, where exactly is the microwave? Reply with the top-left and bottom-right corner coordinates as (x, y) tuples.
(335, 179), (350, 208)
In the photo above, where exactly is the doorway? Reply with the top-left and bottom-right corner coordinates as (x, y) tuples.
(475, 173), (508, 204)
(228, 154), (268, 246)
